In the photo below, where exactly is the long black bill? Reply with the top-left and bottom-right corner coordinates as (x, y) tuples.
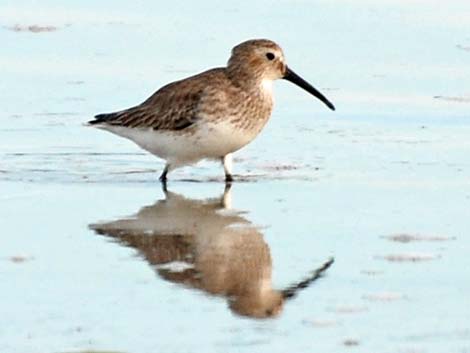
(283, 66), (335, 111)
(281, 257), (334, 300)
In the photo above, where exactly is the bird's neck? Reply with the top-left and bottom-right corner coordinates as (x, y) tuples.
(226, 71), (274, 107)
(260, 79), (273, 97)
(226, 65), (265, 92)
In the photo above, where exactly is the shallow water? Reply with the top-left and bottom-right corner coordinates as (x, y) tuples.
(1, 1), (470, 352)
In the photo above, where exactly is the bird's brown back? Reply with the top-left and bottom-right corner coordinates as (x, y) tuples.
(91, 67), (273, 133)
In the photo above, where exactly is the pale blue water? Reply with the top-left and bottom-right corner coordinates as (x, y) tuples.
(1, 1), (470, 352)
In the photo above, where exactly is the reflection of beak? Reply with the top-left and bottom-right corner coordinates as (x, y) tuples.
(283, 66), (335, 111)
(281, 257), (334, 300)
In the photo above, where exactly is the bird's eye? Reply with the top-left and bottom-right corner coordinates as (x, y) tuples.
(266, 52), (275, 60)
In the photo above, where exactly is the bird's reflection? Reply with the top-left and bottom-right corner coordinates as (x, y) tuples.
(90, 185), (333, 319)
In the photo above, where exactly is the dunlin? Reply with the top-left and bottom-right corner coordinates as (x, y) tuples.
(89, 39), (335, 182)
(90, 186), (334, 318)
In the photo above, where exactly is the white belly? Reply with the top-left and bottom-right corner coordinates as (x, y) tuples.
(99, 121), (258, 166)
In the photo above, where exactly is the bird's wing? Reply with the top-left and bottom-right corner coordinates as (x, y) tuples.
(90, 86), (203, 130)
(90, 68), (226, 131)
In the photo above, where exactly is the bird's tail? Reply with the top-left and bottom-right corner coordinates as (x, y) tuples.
(88, 112), (120, 125)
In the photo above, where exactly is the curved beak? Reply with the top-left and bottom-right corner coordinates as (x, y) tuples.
(283, 66), (335, 111)
(281, 257), (334, 300)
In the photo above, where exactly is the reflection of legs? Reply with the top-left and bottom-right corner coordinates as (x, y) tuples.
(222, 182), (232, 209)
(222, 154), (233, 182)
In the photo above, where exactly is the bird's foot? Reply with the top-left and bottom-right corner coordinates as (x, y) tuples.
(159, 164), (169, 182)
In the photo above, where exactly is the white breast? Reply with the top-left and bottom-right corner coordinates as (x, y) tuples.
(261, 79), (274, 97)
(98, 120), (257, 167)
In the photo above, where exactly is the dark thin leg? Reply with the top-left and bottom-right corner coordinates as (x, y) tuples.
(159, 164), (169, 183)
(161, 178), (168, 195)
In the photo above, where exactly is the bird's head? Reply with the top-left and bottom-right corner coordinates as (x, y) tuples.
(227, 39), (335, 111)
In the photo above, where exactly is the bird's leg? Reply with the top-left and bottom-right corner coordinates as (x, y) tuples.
(161, 178), (168, 196)
(222, 154), (233, 183)
(159, 164), (170, 184)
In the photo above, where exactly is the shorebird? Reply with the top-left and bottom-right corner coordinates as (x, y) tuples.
(89, 39), (335, 182)
(90, 186), (334, 318)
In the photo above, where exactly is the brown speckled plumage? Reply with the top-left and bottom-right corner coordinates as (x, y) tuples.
(92, 67), (272, 133)
(90, 39), (334, 182)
